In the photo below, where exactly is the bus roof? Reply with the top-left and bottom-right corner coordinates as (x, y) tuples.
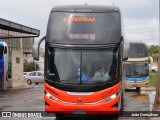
(51, 5), (119, 13)
(0, 42), (7, 46)
(46, 5), (122, 47)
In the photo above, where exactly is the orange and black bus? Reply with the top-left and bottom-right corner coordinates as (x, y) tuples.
(33, 5), (129, 117)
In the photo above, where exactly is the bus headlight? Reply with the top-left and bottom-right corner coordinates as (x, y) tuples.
(103, 90), (120, 102)
(45, 91), (58, 100)
(110, 94), (117, 99)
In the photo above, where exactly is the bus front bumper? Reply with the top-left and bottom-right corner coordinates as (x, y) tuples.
(125, 79), (149, 88)
(44, 95), (120, 114)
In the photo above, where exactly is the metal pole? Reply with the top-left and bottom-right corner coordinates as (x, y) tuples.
(153, 47), (160, 111)
(153, 0), (160, 111)
(35, 61), (36, 71)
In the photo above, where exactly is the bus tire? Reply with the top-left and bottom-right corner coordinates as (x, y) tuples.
(136, 87), (140, 91)
(120, 93), (124, 112)
(55, 113), (64, 120)
(35, 83), (39, 85)
(27, 79), (32, 85)
(98, 114), (118, 119)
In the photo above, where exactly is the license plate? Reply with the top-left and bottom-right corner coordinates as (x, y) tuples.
(74, 110), (86, 114)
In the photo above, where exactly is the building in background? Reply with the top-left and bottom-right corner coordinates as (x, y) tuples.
(25, 47), (44, 71)
(0, 28), (44, 69)
(0, 18), (40, 89)
(0, 29), (34, 57)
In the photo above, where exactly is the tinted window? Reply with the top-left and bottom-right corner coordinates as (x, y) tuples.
(45, 47), (119, 84)
(129, 43), (148, 58)
(46, 48), (80, 83)
(38, 72), (42, 76)
(4, 46), (7, 54)
(0, 46), (4, 59)
(82, 49), (118, 83)
(126, 61), (149, 77)
(29, 73), (32, 76)
(32, 72), (37, 76)
(47, 12), (120, 44)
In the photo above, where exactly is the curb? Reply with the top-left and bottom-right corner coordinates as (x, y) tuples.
(6, 86), (33, 91)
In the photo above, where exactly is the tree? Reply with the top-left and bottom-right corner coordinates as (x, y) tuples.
(148, 45), (158, 55)
(147, 45), (159, 62)
(24, 61), (40, 72)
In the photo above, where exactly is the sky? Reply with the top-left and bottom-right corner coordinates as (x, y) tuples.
(0, 0), (159, 45)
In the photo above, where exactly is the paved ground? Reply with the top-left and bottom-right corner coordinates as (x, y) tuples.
(0, 84), (158, 120)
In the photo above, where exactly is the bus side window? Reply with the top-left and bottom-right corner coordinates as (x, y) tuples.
(0, 46), (4, 59)
(4, 46), (7, 54)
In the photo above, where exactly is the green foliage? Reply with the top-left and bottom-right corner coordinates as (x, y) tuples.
(152, 54), (159, 61)
(149, 73), (157, 86)
(24, 61), (40, 72)
(147, 45), (159, 62)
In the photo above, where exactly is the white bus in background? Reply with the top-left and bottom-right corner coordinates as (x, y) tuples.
(0, 42), (8, 90)
(125, 42), (149, 91)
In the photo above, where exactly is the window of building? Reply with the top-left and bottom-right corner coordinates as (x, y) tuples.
(16, 57), (20, 64)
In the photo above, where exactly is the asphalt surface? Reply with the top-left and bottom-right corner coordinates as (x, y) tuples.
(0, 83), (157, 120)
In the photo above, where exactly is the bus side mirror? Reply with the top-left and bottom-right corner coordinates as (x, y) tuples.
(122, 57), (128, 61)
(32, 36), (46, 61)
(122, 37), (129, 61)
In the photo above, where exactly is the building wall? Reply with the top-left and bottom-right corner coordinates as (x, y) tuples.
(11, 51), (25, 87)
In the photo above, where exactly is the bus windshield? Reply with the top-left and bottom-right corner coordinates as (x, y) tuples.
(45, 47), (119, 84)
(126, 61), (149, 77)
(128, 43), (148, 58)
(47, 12), (120, 44)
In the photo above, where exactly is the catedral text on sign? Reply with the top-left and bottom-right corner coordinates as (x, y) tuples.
(63, 17), (96, 22)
